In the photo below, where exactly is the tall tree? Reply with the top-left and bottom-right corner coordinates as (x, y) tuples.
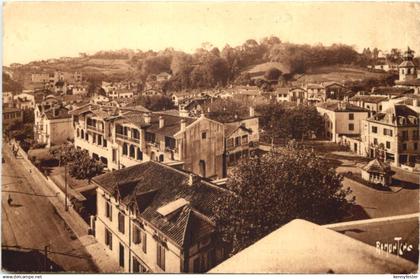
(213, 146), (354, 255)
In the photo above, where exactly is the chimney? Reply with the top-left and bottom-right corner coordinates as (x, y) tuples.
(249, 106), (255, 117)
(188, 173), (200, 186)
(144, 113), (151, 124)
(52, 106), (57, 117)
(159, 115), (164, 128)
(180, 118), (187, 131)
(413, 98), (419, 107)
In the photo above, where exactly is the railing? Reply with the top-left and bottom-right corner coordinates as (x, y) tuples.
(87, 125), (104, 133)
(116, 133), (140, 144)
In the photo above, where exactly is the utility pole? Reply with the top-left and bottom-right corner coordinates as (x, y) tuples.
(64, 163), (68, 211)
(44, 245), (49, 271)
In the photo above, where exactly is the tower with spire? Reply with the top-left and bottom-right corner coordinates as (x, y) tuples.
(398, 47), (417, 82)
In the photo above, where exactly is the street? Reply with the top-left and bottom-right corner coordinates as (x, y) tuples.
(1, 143), (98, 272)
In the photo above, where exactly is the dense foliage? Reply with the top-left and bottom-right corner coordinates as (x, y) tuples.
(134, 95), (175, 111)
(256, 103), (324, 143)
(204, 98), (249, 123)
(213, 145), (355, 254)
(50, 145), (104, 180)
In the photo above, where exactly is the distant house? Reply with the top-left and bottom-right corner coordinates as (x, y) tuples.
(305, 83), (326, 104)
(275, 87), (290, 103)
(323, 82), (349, 100)
(2, 92), (14, 108)
(316, 101), (369, 142)
(361, 104), (419, 167)
(34, 101), (73, 147)
(156, 72), (172, 82)
(13, 93), (35, 110)
(224, 111), (259, 167)
(349, 95), (388, 115)
(3, 107), (23, 128)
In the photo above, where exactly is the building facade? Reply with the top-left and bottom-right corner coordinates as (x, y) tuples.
(71, 105), (226, 178)
(92, 161), (230, 273)
(316, 102), (370, 142)
(361, 104), (419, 167)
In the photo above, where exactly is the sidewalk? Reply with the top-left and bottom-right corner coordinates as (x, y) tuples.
(15, 145), (121, 273)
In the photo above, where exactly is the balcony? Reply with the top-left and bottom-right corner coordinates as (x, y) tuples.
(116, 133), (140, 144)
(87, 125), (104, 134)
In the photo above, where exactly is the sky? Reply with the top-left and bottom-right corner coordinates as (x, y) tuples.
(3, 1), (420, 66)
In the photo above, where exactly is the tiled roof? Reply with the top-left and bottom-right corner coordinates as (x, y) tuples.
(44, 106), (71, 120)
(371, 87), (414, 96)
(349, 95), (388, 104)
(147, 113), (195, 137)
(399, 61), (416, 67)
(362, 159), (391, 174)
(92, 161), (228, 247)
(368, 104), (418, 126)
(317, 102), (369, 112)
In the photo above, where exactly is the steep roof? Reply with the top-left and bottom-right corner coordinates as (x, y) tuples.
(92, 161), (228, 247)
(44, 106), (71, 120)
(362, 159), (392, 174)
(146, 113), (195, 137)
(369, 104), (418, 126)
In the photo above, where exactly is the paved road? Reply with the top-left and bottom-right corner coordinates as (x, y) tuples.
(1, 144), (98, 272)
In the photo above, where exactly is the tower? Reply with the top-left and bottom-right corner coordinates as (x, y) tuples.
(398, 47), (417, 82)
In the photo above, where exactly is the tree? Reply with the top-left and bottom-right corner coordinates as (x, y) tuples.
(264, 67), (282, 81)
(134, 95), (175, 111)
(204, 98), (248, 123)
(213, 146), (354, 255)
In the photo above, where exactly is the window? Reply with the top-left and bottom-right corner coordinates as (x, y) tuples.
(81, 130), (84, 139)
(235, 136), (241, 146)
(103, 139), (107, 147)
(156, 243), (165, 271)
(241, 135), (249, 144)
(373, 138), (378, 145)
(133, 227), (141, 244)
(98, 135), (102, 146)
(413, 130), (419, 140)
(137, 148), (143, 161)
(402, 143), (407, 151)
(402, 131), (409, 140)
(349, 113), (354, 120)
(116, 124), (123, 135)
(348, 124), (354, 131)
(372, 126), (378, 133)
(76, 128), (80, 137)
(165, 137), (176, 150)
(414, 143), (418, 150)
(85, 133), (89, 141)
(132, 129), (140, 139)
(145, 132), (155, 143)
(202, 132), (207, 139)
(118, 212), (125, 234)
(226, 138), (234, 148)
(159, 154), (164, 162)
(123, 143), (128, 156)
(142, 232), (147, 253)
(112, 149), (117, 163)
(105, 229), (112, 250)
(133, 257), (147, 273)
(119, 243), (125, 268)
(384, 128), (393, 137)
(105, 201), (112, 221)
(129, 145), (135, 158)
(386, 141), (391, 149)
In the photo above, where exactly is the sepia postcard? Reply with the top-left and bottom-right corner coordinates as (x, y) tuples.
(1, 1), (419, 276)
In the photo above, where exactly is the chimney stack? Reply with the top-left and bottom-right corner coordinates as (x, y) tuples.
(413, 98), (419, 107)
(144, 113), (151, 124)
(188, 173), (200, 186)
(249, 106), (255, 117)
(159, 115), (165, 128)
(180, 118), (187, 131)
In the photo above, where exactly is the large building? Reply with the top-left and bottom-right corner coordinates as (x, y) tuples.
(316, 102), (370, 142)
(71, 104), (226, 179)
(361, 104), (419, 167)
(92, 161), (230, 273)
(3, 107), (23, 128)
(34, 97), (73, 147)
